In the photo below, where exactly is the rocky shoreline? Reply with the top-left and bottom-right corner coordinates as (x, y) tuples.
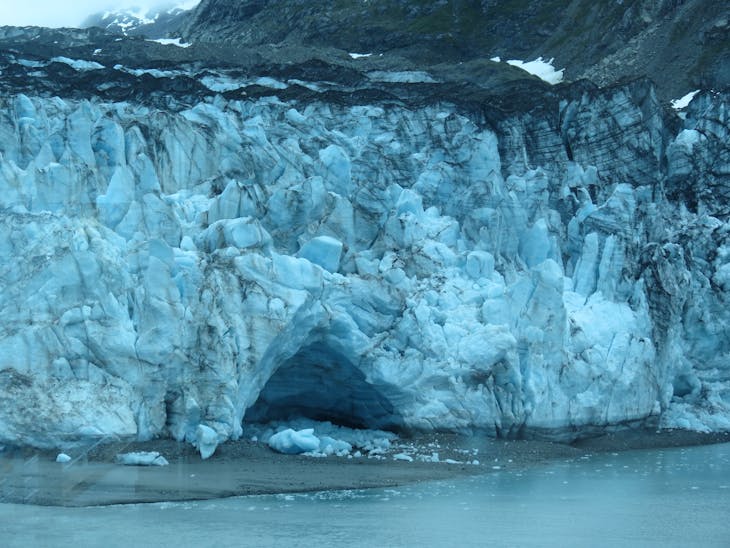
(1, 429), (728, 507)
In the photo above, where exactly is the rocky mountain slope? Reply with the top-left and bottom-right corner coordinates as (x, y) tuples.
(180, 0), (729, 100)
(0, 1), (728, 453)
(81, 1), (199, 37)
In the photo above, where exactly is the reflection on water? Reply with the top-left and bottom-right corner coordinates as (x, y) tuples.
(3, 443), (730, 547)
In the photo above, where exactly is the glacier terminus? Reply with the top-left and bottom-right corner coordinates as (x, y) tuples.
(0, 0), (729, 457)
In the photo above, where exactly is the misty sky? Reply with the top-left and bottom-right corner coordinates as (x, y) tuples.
(0, 1), (200, 28)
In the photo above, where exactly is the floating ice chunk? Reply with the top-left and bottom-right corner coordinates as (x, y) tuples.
(505, 57), (564, 84)
(147, 38), (192, 48)
(490, 56), (501, 62)
(116, 452), (169, 466)
(671, 90), (700, 110)
(51, 57), (105, 71)
(269, 428), (321, 454)
(349, 52), (373, 59)
(55, 453), (72, 463)
(195, 424), (219, 460)
(393, 453), (413, 462)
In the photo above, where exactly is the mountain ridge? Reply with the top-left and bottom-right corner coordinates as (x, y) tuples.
(177, 0), (730, 100)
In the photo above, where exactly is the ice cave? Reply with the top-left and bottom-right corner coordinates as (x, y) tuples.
(245, 342), (404, 432)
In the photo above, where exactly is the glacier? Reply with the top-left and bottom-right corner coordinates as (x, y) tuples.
(0, 76), (728, 452)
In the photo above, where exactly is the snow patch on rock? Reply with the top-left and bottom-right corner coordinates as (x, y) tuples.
(505, 57), (564, 84)
(147, 38), (192, 48)
(671, 90), (700, 110)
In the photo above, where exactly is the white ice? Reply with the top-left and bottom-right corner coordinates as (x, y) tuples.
(671, 90), (700, 110)
(268, 428), (321, 454)
(116, 451), (169, 466)
(0, 89), (726, 451)
(50, 57), (105, 71)
(252, 419), (394, 457)
(147, 38), (192, 48)
(195, 425), (219, 459)
(172, 0), (202, 11)
(505, 57), (564, 84)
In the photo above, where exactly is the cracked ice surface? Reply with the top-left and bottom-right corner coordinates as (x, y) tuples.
(0, 88), (728, 450)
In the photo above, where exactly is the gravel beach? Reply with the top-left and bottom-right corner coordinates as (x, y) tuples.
(1, 429), (728, 507)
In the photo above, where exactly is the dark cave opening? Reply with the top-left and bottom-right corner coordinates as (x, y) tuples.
(245, 343), (404, 432)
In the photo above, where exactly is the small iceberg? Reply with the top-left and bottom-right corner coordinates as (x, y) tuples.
(116, 451), (169, 466)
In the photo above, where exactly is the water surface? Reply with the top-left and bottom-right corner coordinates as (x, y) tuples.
(3, 443), (729, 547)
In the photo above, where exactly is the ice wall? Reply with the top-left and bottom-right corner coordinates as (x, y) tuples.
(0, 86), (728, 449)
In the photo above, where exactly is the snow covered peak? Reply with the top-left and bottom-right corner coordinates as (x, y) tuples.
(83, 1), (200, 37)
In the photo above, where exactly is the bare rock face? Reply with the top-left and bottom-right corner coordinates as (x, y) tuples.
(181, 0), (730, 100)
(0, 2), (728, 449)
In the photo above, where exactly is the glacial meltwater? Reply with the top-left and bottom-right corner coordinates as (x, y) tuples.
(3, 443), (730, 547)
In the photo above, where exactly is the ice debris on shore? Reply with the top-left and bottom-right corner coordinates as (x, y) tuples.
(254, 420), (393, 457)
(269, 428), (328, 454)
(194, 425), (220, 460)
(116, 451), (169, 466)
(256, 419), (483, 464)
